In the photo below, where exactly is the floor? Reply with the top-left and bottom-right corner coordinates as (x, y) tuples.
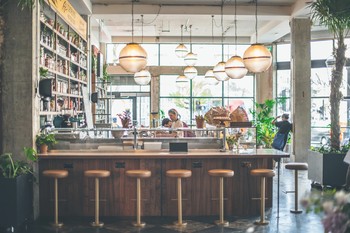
(7, 160), (325, 233)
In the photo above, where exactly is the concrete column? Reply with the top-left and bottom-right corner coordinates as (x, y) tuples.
(255, 65), (273, 104)
(150, 76), (160, 126)
(291, 18), (311, 162)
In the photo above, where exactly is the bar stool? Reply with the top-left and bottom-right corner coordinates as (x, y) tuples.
(285, 162), (308, 214)
(84, 170), (111, 227)
(250, 169), (275, 225)
(166, 169), (192, 227)
(126, 170), (152, 227)
(42, 169), (68, 227)
(208, 169), (234, 226)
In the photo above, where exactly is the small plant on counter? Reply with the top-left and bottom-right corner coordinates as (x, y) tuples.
(36, 133), (57, 153)
(195, 115), (205, 128)
(117, 109), (132, 128)
(226, 131), (243, 150)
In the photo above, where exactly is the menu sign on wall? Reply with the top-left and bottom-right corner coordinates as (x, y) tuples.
(48, 0), (87, 40)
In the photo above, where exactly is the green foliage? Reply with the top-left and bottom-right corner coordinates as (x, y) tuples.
(39, 67), (48, 77)
(35, 133), (57, 147)
(311, 141), (350, 154)
(103, 64), (110, 82)
(0, 147), (38, 178)
(159, 110), (165, 120)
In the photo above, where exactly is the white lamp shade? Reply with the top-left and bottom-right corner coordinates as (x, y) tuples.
(184, 66), (198, 80)
(225, 55), (248, 79)
(184, 52), (198, 66)
(213, 61), (228, 81)
(176, 75), (189, 87)
(175, 44), (188, 58)
(243, 43), (272, 73)
(204, 69), (219, 85)
(134, 69), (151, 85)
(119, 43), (148, 73)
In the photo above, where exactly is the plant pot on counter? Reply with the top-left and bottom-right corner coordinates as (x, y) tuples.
(40, 144), (48, 153)
(308, 150), (348, 188)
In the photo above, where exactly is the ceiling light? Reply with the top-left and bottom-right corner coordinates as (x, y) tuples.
(175, 25), (188, 58)
(134, 69), (151, 85)
(213, 61), (228, 81)
(184, 66), (198, 80)
(184, 25), (197, 66)
(204, 69), (219, 85)
(176, 75), (189, 88)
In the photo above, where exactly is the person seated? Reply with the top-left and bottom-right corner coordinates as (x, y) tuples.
(155, 118), (174, 137)
(168, 108), (184, 137)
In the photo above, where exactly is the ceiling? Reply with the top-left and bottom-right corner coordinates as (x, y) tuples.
(71, 0), (330, 44)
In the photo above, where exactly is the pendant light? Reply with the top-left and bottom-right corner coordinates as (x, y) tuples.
(184, 25), (197, 66)
(119, 0), (147, 73)
(243, 0), (272, 73)
(134, 15), (151, 85)
(225, 0), (248, 79)
(183, 66), (198, 80)
(175, 25), (188, 58)
(176, 75), (189, 88)
(213, 0), (228, 81)
(205, 16), (219, 86)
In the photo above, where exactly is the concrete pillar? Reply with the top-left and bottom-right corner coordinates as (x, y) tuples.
(291, 18), (311, 162)
(150, 76), (160, 126)
(256, 65), (273, 104)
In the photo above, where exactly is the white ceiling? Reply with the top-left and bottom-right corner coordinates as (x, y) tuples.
(70, 0), (329, 44)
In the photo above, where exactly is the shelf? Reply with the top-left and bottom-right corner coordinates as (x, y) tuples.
(40, 111), (61, 115)
(70, 59), (87, 70)
(52, 91), (83, 98)
(40, 42), (55, 53)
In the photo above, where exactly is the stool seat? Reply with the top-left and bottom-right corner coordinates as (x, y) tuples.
(166, 169), (192, 178)
(126, 170), (152, 178)
(285, 163), (308, 171)
(84, 170), (110, 178)
(43, 170), (68, 179)
(208, 169), (234, 177)
(250, 169), (275, 177)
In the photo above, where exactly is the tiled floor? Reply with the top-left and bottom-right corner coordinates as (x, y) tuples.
(7, 161), (325, 233)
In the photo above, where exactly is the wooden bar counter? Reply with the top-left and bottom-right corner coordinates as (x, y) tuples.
(38, 149), (288, 218)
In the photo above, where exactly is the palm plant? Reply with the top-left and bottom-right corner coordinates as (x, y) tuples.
(310, 0), (350, 150)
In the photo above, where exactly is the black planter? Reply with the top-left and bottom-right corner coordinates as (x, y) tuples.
(0, 174), (33, 229)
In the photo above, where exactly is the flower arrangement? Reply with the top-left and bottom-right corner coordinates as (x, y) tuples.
(302, 189), (350, 233)
(226, 131), (243, 150)
(195, 115), (205, 128)
(117, 109), (131, 128)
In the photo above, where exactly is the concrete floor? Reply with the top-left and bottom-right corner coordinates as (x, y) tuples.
(13, 161), (324, 233)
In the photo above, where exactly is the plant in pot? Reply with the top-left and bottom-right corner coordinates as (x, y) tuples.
(308, 0), (350, 188)
(36, 133), (57, 153)
(195, 115), (205, 128)
(117, 109), (132, 128)
(0, 147), (38, 230)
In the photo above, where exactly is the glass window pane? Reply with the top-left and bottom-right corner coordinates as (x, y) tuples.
(276, 98), (291, 116)
(223, 98), (254, 121)
(223, 76), (254, 97)
(140, 44), (159, 66)
(311, 68), (331, 97)
(192, 98), (223, 125)
(160, 98), (190, 123)
(106, 43), (126, 65)
(191, 44), (222, 66)
(192, 75), (222, 97)
(159, 44), (188, 66)
(276, 70), (291, 98)
(311, 98), (330, 127)
(159, 75), (190, 96)
(311, 127), (330, 146)
(311, 40), (333, 60)
(137, 96), (150, 127)
(276, 44), (291, 62)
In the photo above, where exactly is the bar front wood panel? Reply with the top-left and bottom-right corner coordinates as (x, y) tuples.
(39, 157), (273, 217)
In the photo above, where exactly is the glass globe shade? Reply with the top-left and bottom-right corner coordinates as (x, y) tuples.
(243, 43), (272, 73)
(213, 61), (228, 81)
(184, 52), (197, 66)
(225, 55), (248, 79)
(175, 44), (188, 58)
(119, 43), (147, 73)
(134, 69), (151, 85)
(184, 66), (198, 80)
(204, 69), (219, 85)
(176, 75), (189, 88)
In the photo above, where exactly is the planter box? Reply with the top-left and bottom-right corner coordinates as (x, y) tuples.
(308, 150), (348, 187)
(0, 174), (33, 229)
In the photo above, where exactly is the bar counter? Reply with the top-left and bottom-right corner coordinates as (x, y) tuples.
(38, 149), (288, 218)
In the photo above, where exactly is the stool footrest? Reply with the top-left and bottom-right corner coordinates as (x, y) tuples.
(252, 197), (268, 200)
(283, 190), (295, 194)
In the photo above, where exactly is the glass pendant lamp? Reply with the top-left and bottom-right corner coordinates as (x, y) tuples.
(205, 69), (219, 85)
(175, 25), (188, 58)
(119, 0), (147, 73)
(243, 0), (272, 73)
(184, 25), (197, 66)
(183, 66), (198, 80)
(176, 75), (189, 88)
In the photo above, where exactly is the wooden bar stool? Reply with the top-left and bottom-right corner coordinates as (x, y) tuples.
(42, 170), (68, 227)
(84, 170), (111, 227)
(126, 170), (152, 227)
(250, 169), (275, 225)
(166, 169), (192, 227)
(285, 162), (308, 214)
(208, 169), (234, 226)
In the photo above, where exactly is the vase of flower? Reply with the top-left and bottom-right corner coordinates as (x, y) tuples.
(195, 115), (205, 128)
(118, 110), (132, 128)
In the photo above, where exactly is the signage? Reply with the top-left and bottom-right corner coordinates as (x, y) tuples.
(48, 0), (87, 40)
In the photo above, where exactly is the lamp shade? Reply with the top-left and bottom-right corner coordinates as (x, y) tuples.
(243, 43), (272, 73)
(176, 75), (189, 87)
(175, 44), (188, 58)
(184, 66), (198, 80)
(213, 61), (228, 81)
(184, 52), (198, 66)
(134, 69), (151, 85)
(225, 55), (248, 79)
(119, 43), (147, 73)
(204, 69), (219, 85)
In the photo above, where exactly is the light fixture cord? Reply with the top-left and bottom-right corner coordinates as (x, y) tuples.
(132, 0), (134, 42)
(141, 14), (144, 43)
(190, 25), (192, 52)
(234, 0), (237, 54)
(181, 24), (184, 43)
(221, 0), (224, 60)
(211, 15), (214, 43)
(255, 0), (258, 43)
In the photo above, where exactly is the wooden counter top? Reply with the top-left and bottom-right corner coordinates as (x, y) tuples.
(39, 148), (289, 159)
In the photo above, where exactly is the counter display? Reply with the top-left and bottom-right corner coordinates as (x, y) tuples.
(38, 149), (288, 218)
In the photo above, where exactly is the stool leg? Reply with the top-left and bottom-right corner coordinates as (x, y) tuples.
(133, 178), (146, 227)
(255, 177), (269, 225)
(215, 177), (229, 226)
(92, 177), (104, 227)
(52, 178), (63, 227)
(174, 177), (187, 227)
(291, 170), (302, 214)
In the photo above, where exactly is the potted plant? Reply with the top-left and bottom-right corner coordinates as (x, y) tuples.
(35, 133), (56, 153)
(117, 109), (132, 128)
(0, 147), (38, 230)
(308, 0), (350, 188)
(226, 131), (242, 151)
(195, 115), (205, 128)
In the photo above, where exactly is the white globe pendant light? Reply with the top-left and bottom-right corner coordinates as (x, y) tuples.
(243, 44), (272, 73)
(175, 25), (188, 58)
(176, 75), (189, 88)
(225, 55), (248, 79)
(204, 69), (219, 85)
(213, 61), (228, 81)
(184, 25), (197, 66)
(134, 69), (151, 85)
(183, 66), (198, 80)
